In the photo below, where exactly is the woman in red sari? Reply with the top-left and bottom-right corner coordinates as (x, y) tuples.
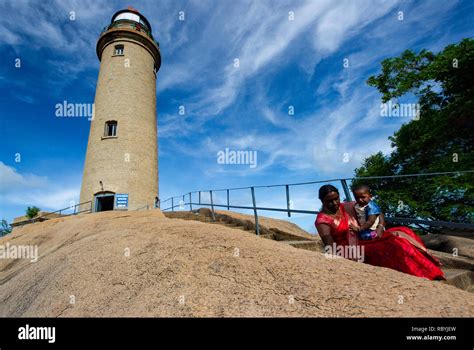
(315, 185), (445, 280)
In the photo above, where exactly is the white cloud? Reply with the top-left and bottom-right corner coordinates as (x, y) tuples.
(174, 0), (400, 116)
(146, 0), (467, 185)
(313, 0), (398, 54)
(156, 0), (405, 143)
(0, 162), (80, 212)
(0, 162), (47, 192)
(197, 78), (398, 178)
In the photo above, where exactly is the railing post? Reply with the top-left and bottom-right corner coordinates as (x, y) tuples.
(73, 204), (77, 215)
(189, 192), (192, 211)
(285, 185), (291, 217)
(210, 190), (216, 221)
(226, 189), (230, 210)
(199, 191), (201, 205)
(341, 179), (352, 202)
(251, 187), (260, 236)
(172, 197), (174, 212)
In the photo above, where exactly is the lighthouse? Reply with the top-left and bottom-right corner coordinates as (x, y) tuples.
(79, 8), (161, 212)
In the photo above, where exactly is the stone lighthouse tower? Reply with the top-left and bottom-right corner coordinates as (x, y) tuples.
(79, 8), (161, 212)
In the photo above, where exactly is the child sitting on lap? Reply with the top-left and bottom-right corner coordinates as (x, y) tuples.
(350, 185), (385, 240)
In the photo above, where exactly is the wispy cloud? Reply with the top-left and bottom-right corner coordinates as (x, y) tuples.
(0, 162), (80, 212)
(157, 0), (467, 181)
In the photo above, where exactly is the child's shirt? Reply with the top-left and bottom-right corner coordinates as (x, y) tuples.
(354, 200), (381, 230)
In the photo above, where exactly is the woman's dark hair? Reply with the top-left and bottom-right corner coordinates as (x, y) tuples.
(318, 184), (339, 201)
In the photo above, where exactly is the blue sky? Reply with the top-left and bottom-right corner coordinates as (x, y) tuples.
(0, 0), (473, 232)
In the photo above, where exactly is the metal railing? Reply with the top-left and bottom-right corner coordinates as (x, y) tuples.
(139, 171), (474, 235)
(10, 201), (93, 228)
(101, 19), (159, 47)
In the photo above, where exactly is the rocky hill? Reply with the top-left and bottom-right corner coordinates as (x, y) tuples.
(1, 210), (473, 317)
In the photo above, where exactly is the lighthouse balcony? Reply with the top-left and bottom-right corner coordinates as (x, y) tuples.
(100, 19), (159, 47)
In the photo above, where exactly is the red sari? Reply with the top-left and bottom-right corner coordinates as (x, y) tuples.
(315, 202), (445, 280)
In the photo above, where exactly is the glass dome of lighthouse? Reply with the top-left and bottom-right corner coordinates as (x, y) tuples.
(111, 6), (152, 33)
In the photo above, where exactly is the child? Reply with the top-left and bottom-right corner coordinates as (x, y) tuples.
(350, 185), (385, 240)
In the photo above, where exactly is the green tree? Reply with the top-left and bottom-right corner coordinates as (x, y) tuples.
(25, 206), (41, 219)
(0, 219), (12, 236)
(354, 38), (474, 223)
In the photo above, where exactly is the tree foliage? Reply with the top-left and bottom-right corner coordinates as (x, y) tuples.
(25, 206), (41, 219)
(0, 219), (12, 236)
(354, 39), (474, 223)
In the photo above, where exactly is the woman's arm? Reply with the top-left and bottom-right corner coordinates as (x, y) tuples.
(316, 223), (335, 247)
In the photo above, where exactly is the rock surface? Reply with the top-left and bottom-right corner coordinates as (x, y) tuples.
(1, 210), (473, 317)
(422, 234), (474, 259)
